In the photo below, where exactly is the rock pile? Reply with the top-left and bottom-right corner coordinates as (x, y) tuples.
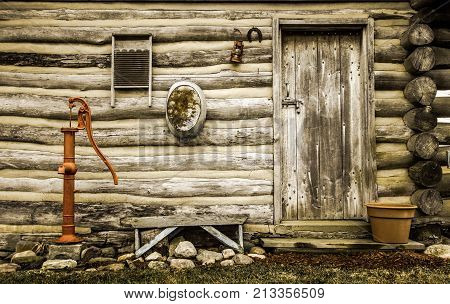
(0, 238), (266, 273)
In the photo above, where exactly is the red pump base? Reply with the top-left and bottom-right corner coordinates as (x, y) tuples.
(54, 234), (82, 244)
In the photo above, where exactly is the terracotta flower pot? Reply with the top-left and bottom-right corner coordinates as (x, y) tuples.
(366, 203), (417, 244)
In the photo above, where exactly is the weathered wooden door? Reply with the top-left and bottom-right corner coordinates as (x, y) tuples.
(280, 30), (366, 220)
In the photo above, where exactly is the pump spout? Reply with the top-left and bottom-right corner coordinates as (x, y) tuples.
(68, 97), (119, 185)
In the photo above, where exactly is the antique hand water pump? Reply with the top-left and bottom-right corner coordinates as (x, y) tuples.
(56, 97), (118, 243)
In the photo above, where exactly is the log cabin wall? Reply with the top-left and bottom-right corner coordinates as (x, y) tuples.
(0, 1), (448, 249)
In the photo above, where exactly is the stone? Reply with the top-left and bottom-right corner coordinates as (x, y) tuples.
(220, 260), (235, 267)
(201, 258), (216, 266)
(170, 258), (195, 270)
(424, 244), (450, 259)
(15, 241), (38, 253)
(117, 244), (134, 254)
(443, 237), (450, 245)
(249, 246), (266, 255)
(117, 253), (135, 262)
(169, 236), (185, 257)
(148, 261), (168, 270)
(47, 244), (82, 261)
(126, 257), (146, 270)
(174, 241), (197, 258)
(222, 249), (235, 259)
(145, 252), (164, 262)
(0, 263), (20, 273)
(101, 247), (116, 258)
(0, 251), (11, 259)
(87, 257), (116, 266)
(81, 246), (102, 262)
(0, 234), (21, 252)
(42, 259), (77, 270)
(412, 225), (442, 246)
(232, 254), (254, 265)
(98, 263), (125, 271)
(85, 268), (97, 272)
(243, 240), (257, 252)
(196, 249), (223, 264)
(11, 250), (42, 265)
(248, 254), (266, 260)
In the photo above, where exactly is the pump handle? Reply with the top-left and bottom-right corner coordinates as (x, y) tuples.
(68, 97), (118, 185)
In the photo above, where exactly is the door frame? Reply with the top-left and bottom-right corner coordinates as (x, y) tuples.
(272, 15), (377, 224)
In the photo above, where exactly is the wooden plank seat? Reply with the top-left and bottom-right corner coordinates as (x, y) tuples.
(122, 215), (247, 258)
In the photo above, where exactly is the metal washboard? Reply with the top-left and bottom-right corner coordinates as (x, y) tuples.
(111, 33), (152, 107)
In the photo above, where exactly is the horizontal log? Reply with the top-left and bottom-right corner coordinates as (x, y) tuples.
(374, 70), (413, 90)
(0, 149), (273, 172)
(0, 18), (273, 28)
(374, 43), (408, 63)
(0, 200), (273, 229)
(433, 28), (450, 47)
(0, 224), (91, 234)
(0, 94), (272, 121)
(0, 47), (272, 68)
(375, 117), (415, 143)
(0, 168), (274, 183)
(0, 177), (273, 198)
(0, 140), (273, 158)
(0, 122), (273, 147)
(376, 149), (414, 170)
(430, 123), (450, 145)
(376, 144), (450, 169)
(376, 119), (450, 144)
(0, 86), (273, 99)
(375, 25), (408, 39)
(0, 26), (272, 44)
(0, 70), (418, 91)
(0, 9), (415, 21)
(376, 117), (449, 144)
(0, 71), (272, 91)
(0, 192), (273, 210)
(377, 167), (450, 196)
(1, 1), (413, 10)
(430, 97), (450, 116)
(376, 96), (450, 117)
(375, 97), (414, 117)
(432, 46), (450, 68)
(424, 69), (450, 90)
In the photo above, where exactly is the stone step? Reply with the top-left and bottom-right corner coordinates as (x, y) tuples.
(260, 237), (425, 252)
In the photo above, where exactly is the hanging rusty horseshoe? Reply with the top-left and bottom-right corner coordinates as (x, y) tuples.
(247, 27), (263, 43)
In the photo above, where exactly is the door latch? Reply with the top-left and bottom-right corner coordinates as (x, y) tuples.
(282, 97), (303, 113)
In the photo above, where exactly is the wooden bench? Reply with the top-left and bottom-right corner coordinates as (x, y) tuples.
(121, 215), (248, 258)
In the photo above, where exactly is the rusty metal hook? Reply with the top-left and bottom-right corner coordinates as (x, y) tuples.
(247, 27), (263, 43)
(68, 97), (119, 185)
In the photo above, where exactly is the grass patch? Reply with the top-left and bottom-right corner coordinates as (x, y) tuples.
(1, 251), (449, 284)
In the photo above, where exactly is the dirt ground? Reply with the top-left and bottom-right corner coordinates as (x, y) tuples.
(0, 251), (448, 284)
